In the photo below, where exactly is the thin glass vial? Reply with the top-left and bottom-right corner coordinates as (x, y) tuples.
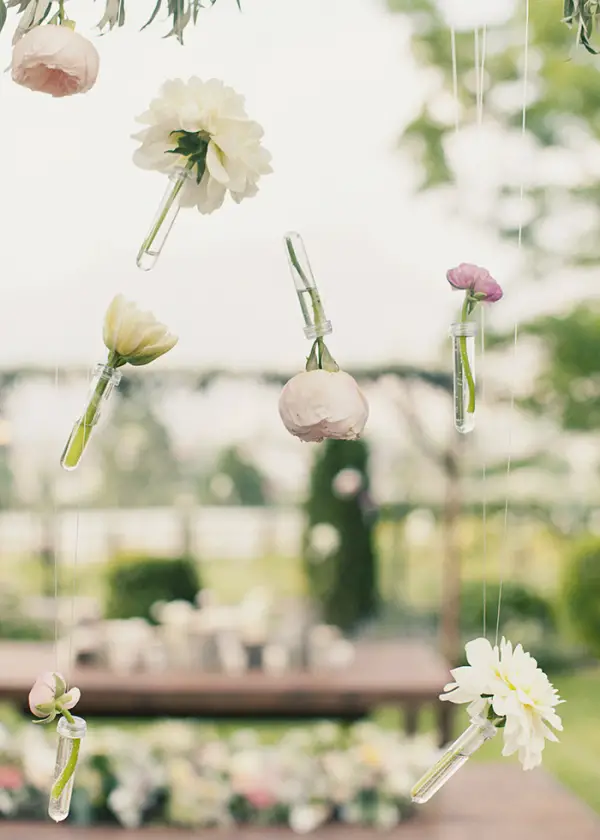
(60, 364), (122, 471)
(137, 167), (193, 271)
(411, 716), (497, 804)
(48, 715), (87, 822)
(450, 321), (477, 434)
(284, 232), (332, 340)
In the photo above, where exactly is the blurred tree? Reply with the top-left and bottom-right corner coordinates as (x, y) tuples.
(388, 0), (600, 656)
(502, 305), (600, 431)
(98, 388), (181, 507)
(563, 537), (600, 657)
(202, 445), (269, 506)
(303, 438), (378, 633)
(389, 0), (600, 275)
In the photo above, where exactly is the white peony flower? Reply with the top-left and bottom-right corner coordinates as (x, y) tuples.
(279, 370), (368, 443)
(133, 77), (272, 215)
(440, 637), (563, 770)
(103, 294), (178, 366)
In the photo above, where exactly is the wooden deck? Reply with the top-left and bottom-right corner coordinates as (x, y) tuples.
(0, 640), (453, 744)
(1, 765), (598, 839)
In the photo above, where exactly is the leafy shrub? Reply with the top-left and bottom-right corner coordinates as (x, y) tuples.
(105, 555), (201, 623)
(564, 538), (600, 658)
(303, 438), (378, 633)
(460, 580), (556, 637)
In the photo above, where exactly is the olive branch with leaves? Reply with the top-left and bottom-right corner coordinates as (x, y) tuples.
(0, 0), (241, 44)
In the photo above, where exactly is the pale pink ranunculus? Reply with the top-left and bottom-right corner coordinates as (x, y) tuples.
(28, 672), (81, 723)
(446, 263), (503, 302)
(12, 24), (99, 98)
(278, 370), (369, 443)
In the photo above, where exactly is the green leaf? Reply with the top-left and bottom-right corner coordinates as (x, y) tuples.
(141, 0), (163, 31)
(0, 0), (7, 32)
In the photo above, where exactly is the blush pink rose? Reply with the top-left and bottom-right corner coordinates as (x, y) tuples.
(12, 24), (99, 98)
(446, 263), (503, 302)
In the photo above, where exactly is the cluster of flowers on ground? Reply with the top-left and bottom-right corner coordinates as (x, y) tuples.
(0, 715), (437, 832)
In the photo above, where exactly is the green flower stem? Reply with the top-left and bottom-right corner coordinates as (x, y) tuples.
(51, 708), (79, 801)
(60, 352), (120, 469)
(459, 295), (476, 415)
(285, 237), (327, 328)
(138, 159), (195, 260)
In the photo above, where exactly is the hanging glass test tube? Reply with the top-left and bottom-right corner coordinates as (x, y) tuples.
(411, 715), (498, 804)
(284, 232), (332, 340)
(450, 321), (477, 434)
(137, 166), (193, 271)
(60, 364), (122, 471)
(48, 716), (87, 822)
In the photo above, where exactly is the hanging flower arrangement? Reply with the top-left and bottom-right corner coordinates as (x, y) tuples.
(411, 637), (563, 804)
(1, 0), (238, 45)
(133, 76), (272, 270)
(278, 232), (369, 443)
(447, 262), (503, 434)
(60, 294), (178, 470)
(29, 672), (86, 822)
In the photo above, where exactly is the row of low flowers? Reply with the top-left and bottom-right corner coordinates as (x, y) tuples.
(0, 714), (438, 832)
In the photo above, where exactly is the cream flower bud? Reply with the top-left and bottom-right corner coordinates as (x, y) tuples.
(29, 672), (81, 724)
(279, 370), (368, 443)
(12, 25), (100, 98)
(103, 294), (178, 366)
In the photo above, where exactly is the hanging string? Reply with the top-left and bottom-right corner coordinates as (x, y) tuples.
(66, 511), (80, 689)
(63, 301), (126, 689)
(476, 25), (488, 639)
(495, 0), (530, 646)
(450, 28), (460, 133)
(54, 365), (60, 674)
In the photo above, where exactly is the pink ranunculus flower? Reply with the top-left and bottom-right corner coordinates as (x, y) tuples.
(29, 672), (81, 724)
(446, 263), (503, 302)
(12, 24), (100, 98)
(278, 370), (369, 443)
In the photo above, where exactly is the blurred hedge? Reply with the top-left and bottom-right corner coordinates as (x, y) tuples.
(564, 538), (600, 659)
(104, 555), (201, 623)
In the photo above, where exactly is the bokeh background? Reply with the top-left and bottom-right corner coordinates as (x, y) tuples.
(0, 0), (600, 835)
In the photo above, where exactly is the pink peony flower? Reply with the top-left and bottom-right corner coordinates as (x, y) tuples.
(279, 370), (369, 443)
(12, 24), (99, 98)
(28, 672), (81, 724)
(446, 263), (503, 302)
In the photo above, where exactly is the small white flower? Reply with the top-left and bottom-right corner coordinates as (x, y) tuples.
(133, 77), (272, 215)
(332, 467), (363, 497)
(279, 370), (368, 443)
(103, 294), (178, 366)
(309, 523), (340, 557)
(441, 637), (563, 770)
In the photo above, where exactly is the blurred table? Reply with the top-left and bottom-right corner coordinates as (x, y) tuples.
(1, 765), (598, 839)
(0, 639), (452, 744)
